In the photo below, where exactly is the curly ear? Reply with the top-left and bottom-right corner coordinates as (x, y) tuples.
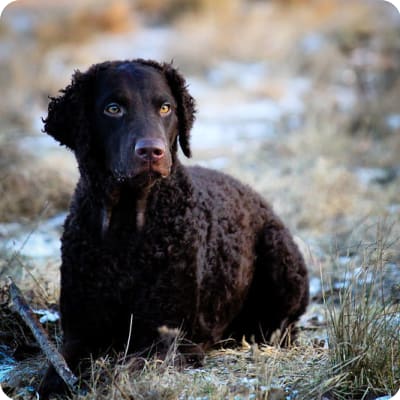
(43, 69), (94, 150)
(163, 64), (196, 158)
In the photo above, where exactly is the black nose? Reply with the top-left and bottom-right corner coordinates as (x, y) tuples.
(135, 138), (166, 162)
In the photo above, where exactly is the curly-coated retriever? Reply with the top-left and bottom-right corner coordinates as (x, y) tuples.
(38, 59), (309, 398)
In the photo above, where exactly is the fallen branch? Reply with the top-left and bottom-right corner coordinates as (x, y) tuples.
(8, 278), (78, 391)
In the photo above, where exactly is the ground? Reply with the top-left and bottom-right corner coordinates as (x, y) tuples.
(0, 0), (399, 399)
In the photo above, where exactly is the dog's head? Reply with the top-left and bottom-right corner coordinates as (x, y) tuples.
(44, 59), (195, 187)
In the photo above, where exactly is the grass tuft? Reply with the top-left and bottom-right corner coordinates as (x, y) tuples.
(319, 223), (400, 399)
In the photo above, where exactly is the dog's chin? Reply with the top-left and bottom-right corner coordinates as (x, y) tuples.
(132, 171), (163, 188)
(113, 167), (170, 190)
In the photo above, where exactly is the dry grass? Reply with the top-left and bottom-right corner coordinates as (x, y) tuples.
(0, 168), (71, 222)
(314, 223), (400, 399)
(33, 0), (135, 47)
(0, 135), (73, 222)
(167, 0), (397, 69)
(5, 0), (135, 47)
(31, 339), (327, 400)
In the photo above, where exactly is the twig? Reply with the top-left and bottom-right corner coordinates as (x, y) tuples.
(8, 278), (78, 391)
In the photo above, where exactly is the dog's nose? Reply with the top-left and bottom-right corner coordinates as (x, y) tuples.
(135, 138), (166, 162)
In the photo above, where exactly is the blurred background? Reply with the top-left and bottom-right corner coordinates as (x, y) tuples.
(0, 0), (399, 299)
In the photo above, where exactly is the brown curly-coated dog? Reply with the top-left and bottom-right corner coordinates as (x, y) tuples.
(38, 59), (309, 398)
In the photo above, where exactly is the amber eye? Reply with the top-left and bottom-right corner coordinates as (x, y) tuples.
(104, 103), (124, 117)
(160, 102), (171, 116)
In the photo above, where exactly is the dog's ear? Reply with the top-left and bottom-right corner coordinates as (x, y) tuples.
(163, 63), (196, 158)
(43, 69), (93, 151)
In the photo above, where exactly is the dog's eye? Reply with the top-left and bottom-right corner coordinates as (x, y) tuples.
(159, 102), (171, 116)
(104, 103), (124, 117)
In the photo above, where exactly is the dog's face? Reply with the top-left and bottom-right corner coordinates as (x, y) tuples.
(93, 63), (178, 184)
(44, 60), (196, 187)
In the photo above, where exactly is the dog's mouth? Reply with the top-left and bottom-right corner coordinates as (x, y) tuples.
(137, 162), (170, 178)
(112, 163), (170, 187)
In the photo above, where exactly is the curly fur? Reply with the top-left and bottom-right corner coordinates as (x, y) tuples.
(38, 59), (309, 398)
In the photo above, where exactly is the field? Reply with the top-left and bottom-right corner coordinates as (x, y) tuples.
(0, 0), (399, 399)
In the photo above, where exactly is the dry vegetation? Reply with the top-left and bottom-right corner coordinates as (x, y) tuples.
(0, 0), (399, 398)
(0, 135), (73, 223)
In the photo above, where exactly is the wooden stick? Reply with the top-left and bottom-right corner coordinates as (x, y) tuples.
(8, 278), (78, 391)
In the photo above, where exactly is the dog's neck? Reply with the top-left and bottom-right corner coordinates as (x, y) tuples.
(88, 161), (186, 238)
(135, 190), (150, 230)
(99, 183), (154, 238)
